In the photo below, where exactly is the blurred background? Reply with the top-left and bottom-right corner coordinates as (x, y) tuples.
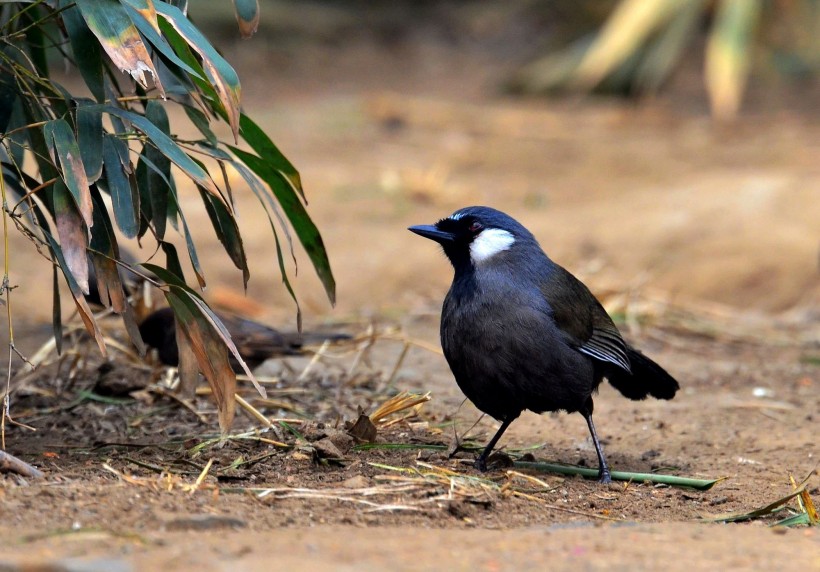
(7, 0), (820, 337)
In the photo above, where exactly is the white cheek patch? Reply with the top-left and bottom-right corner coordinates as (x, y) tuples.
(470, 228), (515, 263)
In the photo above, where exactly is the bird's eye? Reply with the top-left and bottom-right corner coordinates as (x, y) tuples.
(469, 221), (483, 233)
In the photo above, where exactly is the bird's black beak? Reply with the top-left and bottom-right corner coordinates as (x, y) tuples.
(408, 224), (456, 244)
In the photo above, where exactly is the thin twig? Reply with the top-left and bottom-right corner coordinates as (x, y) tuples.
(0, 450), (44, 478)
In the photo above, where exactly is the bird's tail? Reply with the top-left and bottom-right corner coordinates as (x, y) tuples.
(606, 347), (679, 400)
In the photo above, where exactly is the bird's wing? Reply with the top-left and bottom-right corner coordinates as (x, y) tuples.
(541, 264), (631, 373)
(578, 318), (631, 373)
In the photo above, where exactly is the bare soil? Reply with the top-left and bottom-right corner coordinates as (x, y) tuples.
(1, 3), (819, 569)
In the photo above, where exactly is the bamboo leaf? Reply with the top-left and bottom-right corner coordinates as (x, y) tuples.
(45, 233), (107, 357)
(101, 133), (139, 238)
(167, 189), (205, 288)
(166, 293), (236, 429)
(155, 1), (241, 140)
(143, 100), (172, 239)
(60, 1), (105, 102)
(184, 105), (217, 146)
(52, 264), (62, 355)
(229, 146), (336, 305)
(101, 104), (220, 197)
(142, 263), (265, 399)
(572, 0), (691, 88)
(705, 0), (762, 120)
(633, 0), (707, 94)
(0, 62), (18, 138)
(155, 17), (216, 101)
(158, 242), (186, 283)
(199, 187), (249, 289)
(233, 0), (260, 39)
(239, 113), (302, 199)
(123, 1), (204, 81)
(707, 486), (807, 523)
(75, 99), (104, 182)
(233, 160), (301, 329)
(87, 189), (123, 310)
(120, 0), (160, 35)
(52, 181), (90, 294)
(74, 0), (165, 96)
(43, 118), (93, 231)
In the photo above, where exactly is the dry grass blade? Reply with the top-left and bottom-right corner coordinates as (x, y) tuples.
(252, 485), (424, 512)
(188, 428), (290, 455)
(369, 391), (431, 425)
(103, 462), (219, 495)
(188, 458), (214, 495)
(706, 484), (809, 523)
(372, 461), (499, 503)
(502, 470), (560, 493)
(506, 489), (619, 521)
(790, 473), (819, 526)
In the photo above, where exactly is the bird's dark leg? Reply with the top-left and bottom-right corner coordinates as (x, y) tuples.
(475, 415), (515, 472)
(581, 405), (611, 484)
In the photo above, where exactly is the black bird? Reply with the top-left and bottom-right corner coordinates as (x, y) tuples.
(139, 307), (348, 371)
(409, 206), (679, 483)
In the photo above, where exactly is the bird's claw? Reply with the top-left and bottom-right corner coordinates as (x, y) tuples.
(474, 457), (488, 472)
(598, 470), (612, 484)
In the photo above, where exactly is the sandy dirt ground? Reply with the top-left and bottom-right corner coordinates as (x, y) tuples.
(1, 3), (819, 570)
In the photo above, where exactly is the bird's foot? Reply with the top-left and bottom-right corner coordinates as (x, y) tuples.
(597, 469), (612, 484)
(474, 457), (488, 472)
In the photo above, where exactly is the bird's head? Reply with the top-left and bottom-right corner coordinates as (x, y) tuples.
(409, 206), (536, 271)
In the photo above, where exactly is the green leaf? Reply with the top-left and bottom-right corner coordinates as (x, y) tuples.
(183, 105), (217, 146)
(100, 104), (220, 197)
(43, 118), (93, 230)
(52, 264), (62, 355)
(229, 146), (336, 305)
(233, 160), (301, 328)
(168, 189), (205, 288)
(159, 241), (186, 283)
(19, 98), (59, 195)
(239, 113), (302, 199)
(75, 99), (104, 182)
(0, 53), (18, 132)
(233, 0), (260, 39)
(154, 1), (241, 140)
(74, 0), (164, 96)
(122, 2), (204, 81)
(60, 1), (105, 102)
(20, 4), (49, 78)
(144, 100), (172, 239)
(101, 133), (139, 238)
(156, 17), (215, 100)
(199, 187), (249, 289)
